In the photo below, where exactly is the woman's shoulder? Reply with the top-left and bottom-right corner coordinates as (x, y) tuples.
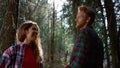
(3, 44), (20, 55)
(8, 44), (19, 50)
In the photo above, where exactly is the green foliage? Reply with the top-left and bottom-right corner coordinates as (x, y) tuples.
(0, 0), (120, 67)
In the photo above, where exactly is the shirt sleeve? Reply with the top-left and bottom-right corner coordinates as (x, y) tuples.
(68, 32), (88, 68)
(0, 46), (13, 68)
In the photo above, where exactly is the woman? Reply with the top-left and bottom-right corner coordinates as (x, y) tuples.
(0, 20), (43, 68)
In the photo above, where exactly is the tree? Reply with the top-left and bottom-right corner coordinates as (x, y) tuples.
(49, 1), (56, 66)
(94, 0), (111, 67)
(104, 0), (118, 68)
(1, 0), (19, 58)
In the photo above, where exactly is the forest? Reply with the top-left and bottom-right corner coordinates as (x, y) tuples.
(0, 0), (120, 68)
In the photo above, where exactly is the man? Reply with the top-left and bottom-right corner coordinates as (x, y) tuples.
(66, 5), (104, 68)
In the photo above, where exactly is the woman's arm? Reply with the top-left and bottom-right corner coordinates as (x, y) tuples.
(0, 46), (13, 68)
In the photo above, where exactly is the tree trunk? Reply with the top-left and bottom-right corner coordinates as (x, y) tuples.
(71, 0), (81, 42)
(1, 0), (19, 54)
(104, 0), (118, 68)
(100, 5), (110, 68)
(48, 2), (56, 68)
(94, 0), (110, 67)
(117, 25), (120, 67)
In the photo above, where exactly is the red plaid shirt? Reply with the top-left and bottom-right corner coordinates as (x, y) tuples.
(0, 43), (43, 68)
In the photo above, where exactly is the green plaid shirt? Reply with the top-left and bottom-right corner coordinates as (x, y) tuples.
(68, 26), (104, 68)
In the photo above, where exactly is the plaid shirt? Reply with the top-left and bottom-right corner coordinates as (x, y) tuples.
(67, 26), (104, 68)
(0, 44), (43, 68)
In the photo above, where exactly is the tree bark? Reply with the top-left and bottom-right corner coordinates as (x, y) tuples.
(117, 25), (120, 68)
(104, 0), (118, 68)
(48, 2), (56, 68)
(94, 0), (110, 67)
(71, 0), (81, 43)
(1, 0), (19, 56)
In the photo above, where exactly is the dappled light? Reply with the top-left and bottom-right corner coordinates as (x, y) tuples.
(0, 0), (120, 68)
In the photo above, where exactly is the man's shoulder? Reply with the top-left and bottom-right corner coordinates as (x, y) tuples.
(79, 27), (94, 37)
(85, 26), (98, 37)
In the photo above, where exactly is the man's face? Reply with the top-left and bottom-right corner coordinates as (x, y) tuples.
(75, 10), (89, 29)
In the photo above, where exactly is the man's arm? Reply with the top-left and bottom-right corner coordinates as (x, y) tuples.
(68, 32), (88, 68)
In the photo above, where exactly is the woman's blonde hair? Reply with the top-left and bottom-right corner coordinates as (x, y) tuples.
(16, 20), (43, 63)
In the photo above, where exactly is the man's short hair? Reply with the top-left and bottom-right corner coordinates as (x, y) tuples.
(78, 5), (96, 26)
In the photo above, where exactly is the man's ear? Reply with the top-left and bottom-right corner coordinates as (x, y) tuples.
(86, 17), (90, 23)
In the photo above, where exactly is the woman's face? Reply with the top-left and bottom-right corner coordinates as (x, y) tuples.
(25, 24), (38, 42)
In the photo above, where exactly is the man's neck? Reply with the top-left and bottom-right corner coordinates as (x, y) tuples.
(80, 24), (88, 30)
